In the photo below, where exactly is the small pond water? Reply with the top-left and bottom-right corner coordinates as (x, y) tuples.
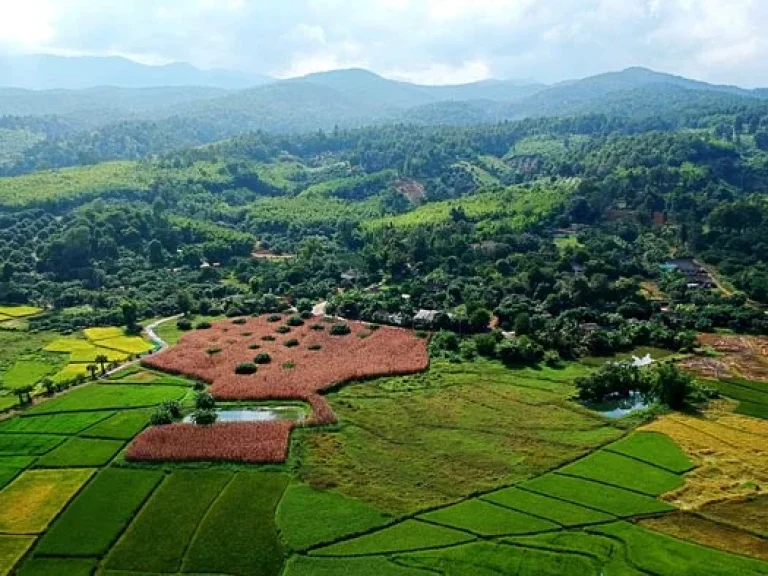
(588, 392), (651, 419)
(183, 406), (307, 423)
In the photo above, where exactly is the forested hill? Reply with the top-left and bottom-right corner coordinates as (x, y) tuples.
(3, 67), (768, 176)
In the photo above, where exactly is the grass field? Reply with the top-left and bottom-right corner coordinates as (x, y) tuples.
(35, 437), (124, 467)
(0, 307), (42, 318)
(482, 487), (615, 527)
(557, 450), (685, 496)
(26, 385), (185, 414)
(0, 468), (94, 533)
(14, 557), (98, 576)
(277, 483), (391, 551)
(419, 498), (559, 536)
(0, 412), (114, 435)
(182, 472), (289, 576)
(79, 410), (151, 440)
(106, 470), (232, 573)
(300, 360), (618, 514)
(520, 474), (675, 517)
(35, 468), (163, 556)
(0, 536), (35, 576)
(714, 379), (768, 420)
(284, 555), (424, 576)
(312, 520), (474, 556)
(0, 359), (59, 390)
(51, 364), (92, 384)
(0, 397), (17, 413)
(0, 434), (65, 456)
(641, 512), (768, 562)
(605, 431), (694, 473)
(83, 327), (127, 341)
(97, 336), (154, 355)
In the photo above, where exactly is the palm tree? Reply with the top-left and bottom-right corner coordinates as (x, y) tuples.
(87, 364), (99, 380)
(95, 355), (108, 375)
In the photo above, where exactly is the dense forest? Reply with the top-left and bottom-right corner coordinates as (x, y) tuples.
(1, 84), (767, 368)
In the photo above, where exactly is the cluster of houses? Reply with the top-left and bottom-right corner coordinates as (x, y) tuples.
(661, 258), (715, 290)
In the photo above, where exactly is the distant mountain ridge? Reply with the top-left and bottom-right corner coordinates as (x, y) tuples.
(0, 54), (272, 90)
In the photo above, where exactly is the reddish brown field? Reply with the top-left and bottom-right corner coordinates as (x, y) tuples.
(125, 421), (293, 463)
(133, 315), (429, 463)
(143, 315), (429, 424)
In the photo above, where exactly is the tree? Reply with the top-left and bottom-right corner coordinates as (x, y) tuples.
(147, 239), (164, 265)
(176, 291), (193, 316)
(87, 364), (98, 380)
(514, 313), (532, 336)
(195, 391), (216, 410)
(121, 300), (138, 328)
(41, 378), (55, 396)
(15, 385), (34, 406)
(95, 355), (108, 375)
(651, 363), (695, 410)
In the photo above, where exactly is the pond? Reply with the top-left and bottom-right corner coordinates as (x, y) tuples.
(588, 391), (651, 419)
(183, 406), (307, 423)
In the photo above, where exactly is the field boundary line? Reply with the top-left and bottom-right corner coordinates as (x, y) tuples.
(692, 510), (768, 541)
(417, 515), (562, 541)
(602, 447), (696, 475)
(552, 471), (673, 499)
(179, 472), (237, 573)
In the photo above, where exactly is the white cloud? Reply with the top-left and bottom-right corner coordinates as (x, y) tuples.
(1, 0), (768, 86)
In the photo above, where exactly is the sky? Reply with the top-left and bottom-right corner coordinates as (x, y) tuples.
(0, 0), (767, 87)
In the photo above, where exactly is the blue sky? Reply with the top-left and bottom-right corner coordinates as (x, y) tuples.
(0, 0), (766, 86)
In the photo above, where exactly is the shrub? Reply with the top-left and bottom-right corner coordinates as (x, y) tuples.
(176, 318), (193, 331)
(195, 321), (212, 330)
(308, 344), (322, 351)
(415, 330), (428, 339)
(286, 316), (305, 327)
(193, 381), (207, 392)
(206, 347), (222, 356)
(191, 410), (218, 426)
(253, 353), (272, 365)
(300, 310), (313, 320)
(544, 350), (562, 367)
(368, 324), (381, 331)
(248, 344), (262, 350)
(267, 314), (282, 323)
(284, 339), (300, 348)
(241, 332), (252, 337)
(232, 318), (247, 325)
(282, 362), (296, 370)
(195, 392), (216, 410)
(310, 324), (325, 331)
(330, 324), (351, 336)
(275, 325), (291, 334)
(235, 363), (258, 375)
(150, 407), (173, 426)
(161, 400), (183, 419)
(262, 335), (276, 342)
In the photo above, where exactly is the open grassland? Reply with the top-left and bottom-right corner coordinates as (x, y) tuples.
(181, 472), (288, 576)
(520, 474), (675, 517)
(106, 470), (233, 573)
(35, 468), (162, 556)
(26, 384), (185, 414)
(0, 412), (114, 435)
(277, 483), (391, 551)
(35, 437), (124, 467)
(641, 402), (768, 508)
(482, 487), (614, 527)
(641, 512), (768, 562)
(0, 397), (17, 413)
(0, 536), (35, 576)
(605, 431), (694, 473)
(153, 315), (223, 346)
(0, 468), (94, 533)
(419, 498), (559, 537)
(79, 409), (150, 440)
(311, 520), (474, 556)
(0, 359), (60, 390)
(299, 360), (620, 514)
(557, 450), (685, 496)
